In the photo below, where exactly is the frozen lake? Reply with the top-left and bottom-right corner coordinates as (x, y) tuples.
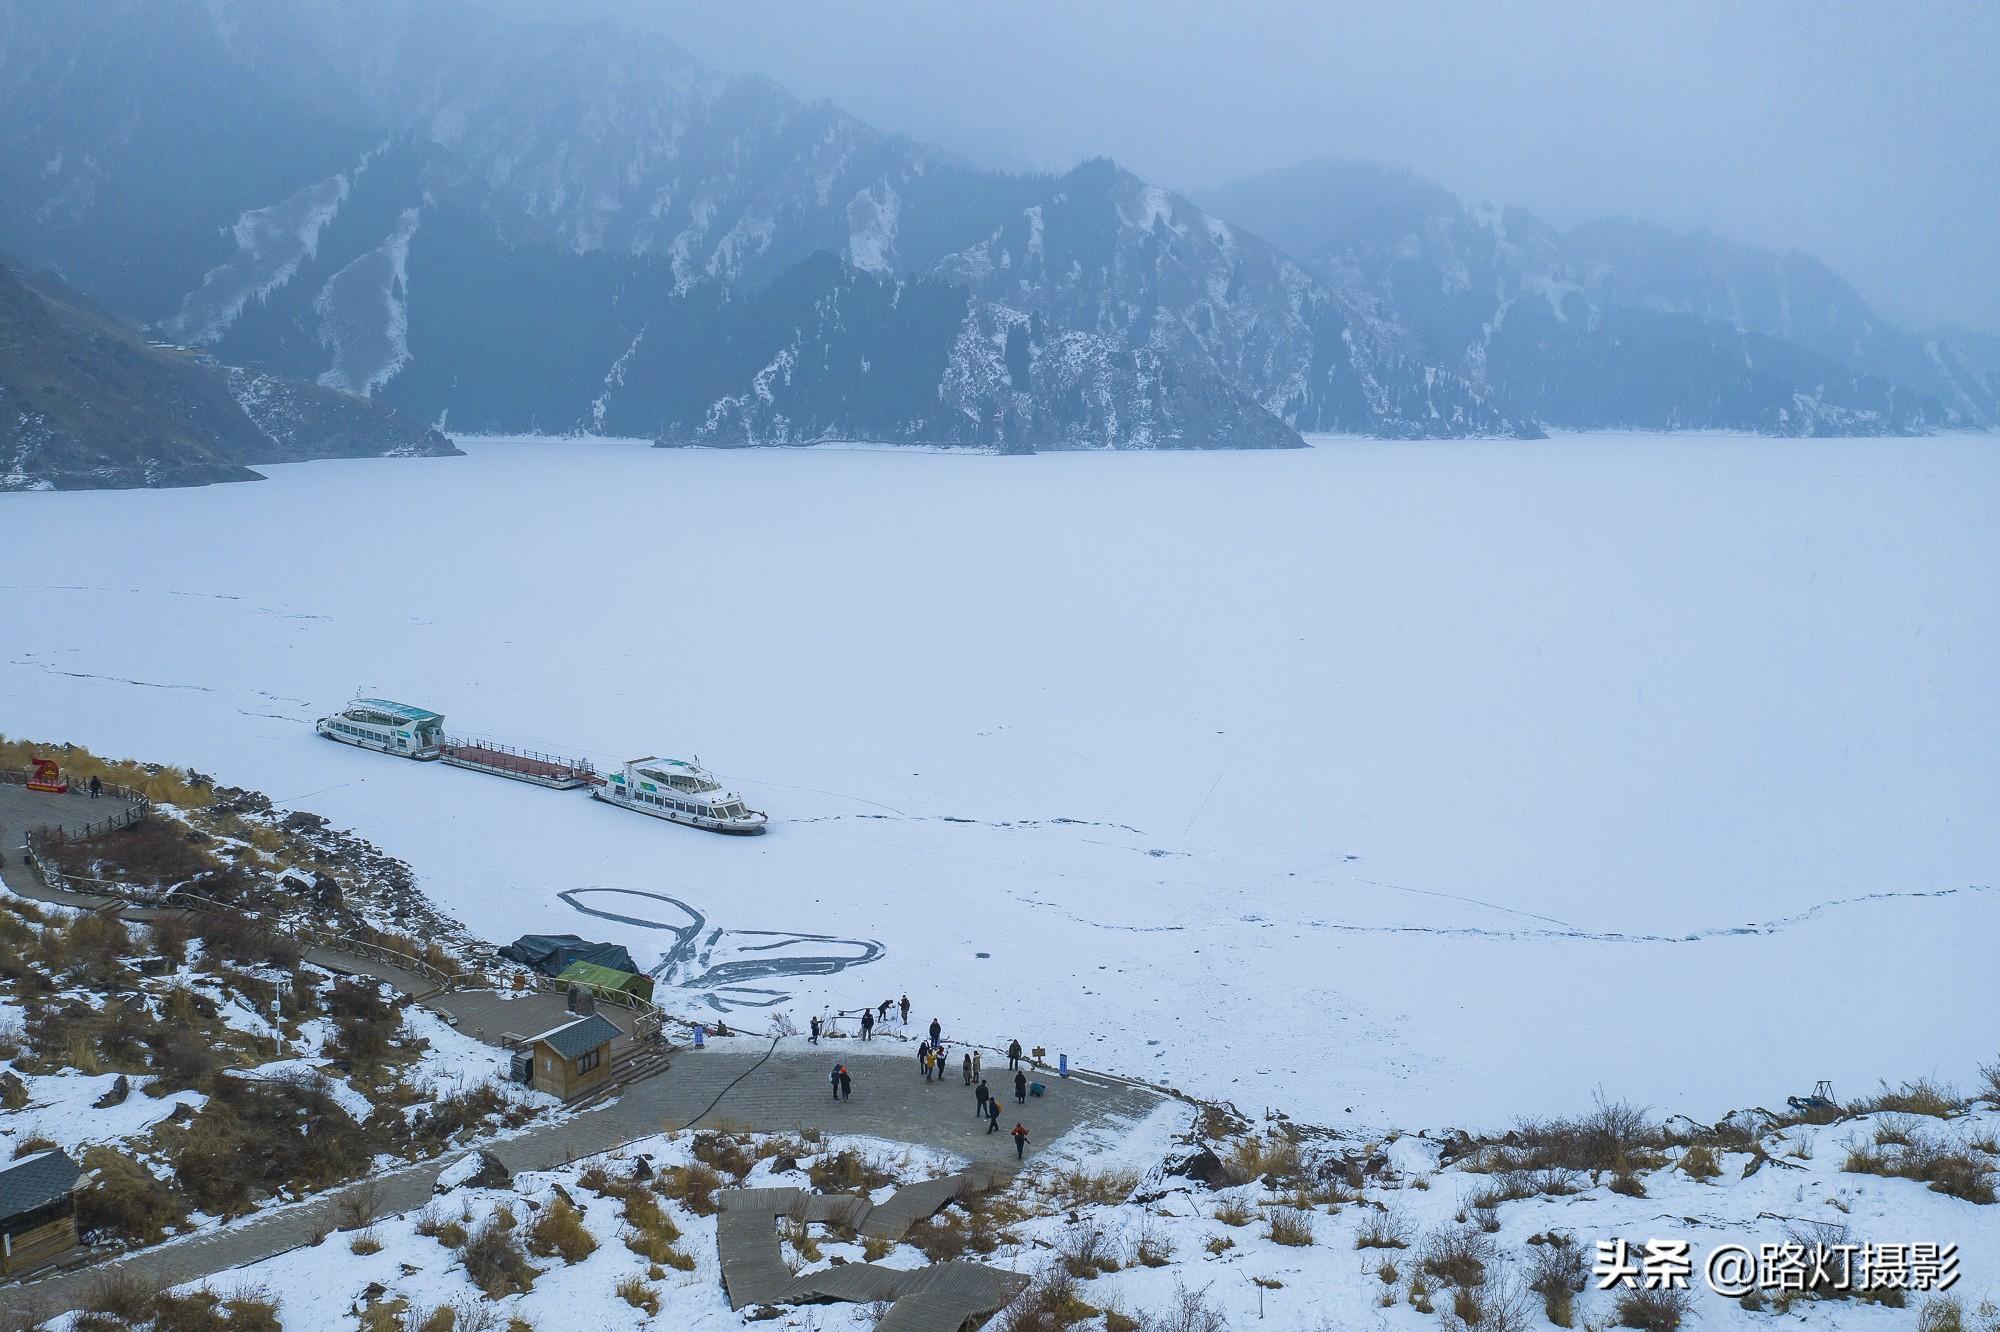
(4, 433), (1995, 1129)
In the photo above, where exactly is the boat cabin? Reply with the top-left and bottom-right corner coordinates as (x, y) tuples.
(316, 698), (445, 759)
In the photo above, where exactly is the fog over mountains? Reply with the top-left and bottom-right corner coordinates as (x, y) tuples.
(2, 0), (1994, 486)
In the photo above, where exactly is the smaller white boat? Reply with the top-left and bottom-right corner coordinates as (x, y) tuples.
(595, 757), (767, 834)
(316, 698), (445, 759)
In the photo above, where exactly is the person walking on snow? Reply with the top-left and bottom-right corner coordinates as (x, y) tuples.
(839, 1066), (852, 1101)
(899, 994), (910, 1024)
(809, 1015), (821, 1045)
(1007, 1038), (1022, 1070)
(1012, 1122), (1029, 1160)
(860, 1009), (874, 1040)
(985, 1096), (1002, 1133)
(928, 1017), (942, 1044)
(1014, 1069), (1027, 1104)
(975, 1078), (989, 1119)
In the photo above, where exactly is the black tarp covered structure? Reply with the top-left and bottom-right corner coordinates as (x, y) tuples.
(499, 933), (640, 978)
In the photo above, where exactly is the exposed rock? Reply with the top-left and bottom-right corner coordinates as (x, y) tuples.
(1167, 1147), (1228, 1189)
(92, 1073), (131, 1108)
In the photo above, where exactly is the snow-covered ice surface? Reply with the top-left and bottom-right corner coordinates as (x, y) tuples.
(3, 433), (1995, 1131)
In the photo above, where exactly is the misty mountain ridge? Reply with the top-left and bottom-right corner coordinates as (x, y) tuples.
(1200, 158), (1997, 432)
(0, 0), (1987, 489)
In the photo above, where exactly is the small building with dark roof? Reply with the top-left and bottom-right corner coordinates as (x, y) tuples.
(522, 1013), (620, 1100)
(1, 1147), (83, 1275)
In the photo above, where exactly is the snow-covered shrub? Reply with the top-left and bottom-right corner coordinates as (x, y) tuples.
(458, 1214), (537, 1298)
(1419, 1224), (1493, 1287)
(1265, 1205), (1314, 1246)
(524, 1196), (597, 1264)
(1615, 1284), (1694, 1331)
(1354, 1203), (1410, 1248)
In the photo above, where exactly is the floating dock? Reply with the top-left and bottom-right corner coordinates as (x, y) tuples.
(439, 737), (595, 789)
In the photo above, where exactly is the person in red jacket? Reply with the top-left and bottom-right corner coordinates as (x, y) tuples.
(1011, 1122), (1029, 1160)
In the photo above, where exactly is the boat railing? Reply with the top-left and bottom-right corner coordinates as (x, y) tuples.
(441, 736), (596, 775)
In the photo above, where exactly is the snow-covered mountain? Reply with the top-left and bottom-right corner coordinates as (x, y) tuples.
(0, 261), (455, 491)
(1201, 159), (1990, 434)
(931, 159), (1523, 438)
(1, 1), (1979, 456)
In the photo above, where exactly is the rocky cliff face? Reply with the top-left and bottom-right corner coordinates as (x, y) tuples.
(0, 262), (456, 491)
(931, 160), (1526, 438)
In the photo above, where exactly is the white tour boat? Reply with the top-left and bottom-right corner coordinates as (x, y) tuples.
(315, 698), (445, 759)
(594, 757), (768, 834)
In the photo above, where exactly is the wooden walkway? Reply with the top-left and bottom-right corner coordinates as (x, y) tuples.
(715, 1173), (1029, 1326)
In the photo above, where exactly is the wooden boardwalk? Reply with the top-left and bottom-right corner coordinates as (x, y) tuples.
(715, 1175), (1030, 1326)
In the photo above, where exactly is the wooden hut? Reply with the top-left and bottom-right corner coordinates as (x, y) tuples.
(0, 1147), (82, 1274)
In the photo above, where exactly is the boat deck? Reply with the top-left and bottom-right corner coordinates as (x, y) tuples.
(439, 739), (594, 789)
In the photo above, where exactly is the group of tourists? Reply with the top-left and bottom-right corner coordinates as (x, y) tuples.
(802, 998), (1043, 1160)
(808, 993), (914, 1045)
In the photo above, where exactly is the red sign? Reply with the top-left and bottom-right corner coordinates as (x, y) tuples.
(26, 756), (68, 794)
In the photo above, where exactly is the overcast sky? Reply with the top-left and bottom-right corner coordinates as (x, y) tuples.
(577, 0), (2000, 332)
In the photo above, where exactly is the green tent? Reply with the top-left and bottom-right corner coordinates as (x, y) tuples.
(555, 959), (655, 1003)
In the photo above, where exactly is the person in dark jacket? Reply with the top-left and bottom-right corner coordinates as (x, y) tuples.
(830, 1064), (843, 1100)
(860, 1009), (874, 1040)
(88, 774), (102, 799)
(899, 994), (910, 1023)
(975, 1078), (990, 1119)
(986, 1096), (1002, 1133)
(928, 1017), (942, 1044)
(838, 1066), (852, 1101)
(1007, 1038), (1022, 1069)
(1014, 1069), (1028, 1103)
(809, 1015), (821, 1045)
(961, 1052), (973, 1085)
(1012, 1122), (1029, 1160)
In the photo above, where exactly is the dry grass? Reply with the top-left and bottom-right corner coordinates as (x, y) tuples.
(0, 735), (216, 807)
(459, 1216), (537, 1298)
(1419, 1226), (1493, 1287)
(1355, 1205), (1411, 1249)
(1862, 1078), (1965, 1119)
(1844, 1131), (1995, 1204)
(1616, 1286), (1694, 1331)
(1678, 1143), (1722, 1181)
(1221, 1132), (1305, 1187)
(1266, 1206), (1315, 1247)
(996, 1265), (1098, 1331)
(614, 1275), (660, 1315)
(349, 1228), (384, 1255)
(1046, 1165), (1140, 1208)
(525, 1197), (597, 1264)
(1212, 1198), (1254, 1227)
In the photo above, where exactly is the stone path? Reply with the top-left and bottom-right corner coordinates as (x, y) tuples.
(715, 1174), (1029, 1328)
(11, 1039), (1167, 1316)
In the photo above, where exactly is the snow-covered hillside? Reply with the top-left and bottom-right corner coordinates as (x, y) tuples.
(2, 435), (1994, 1130)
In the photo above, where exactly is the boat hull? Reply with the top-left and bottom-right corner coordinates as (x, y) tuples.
(591, 785), (767, 834)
